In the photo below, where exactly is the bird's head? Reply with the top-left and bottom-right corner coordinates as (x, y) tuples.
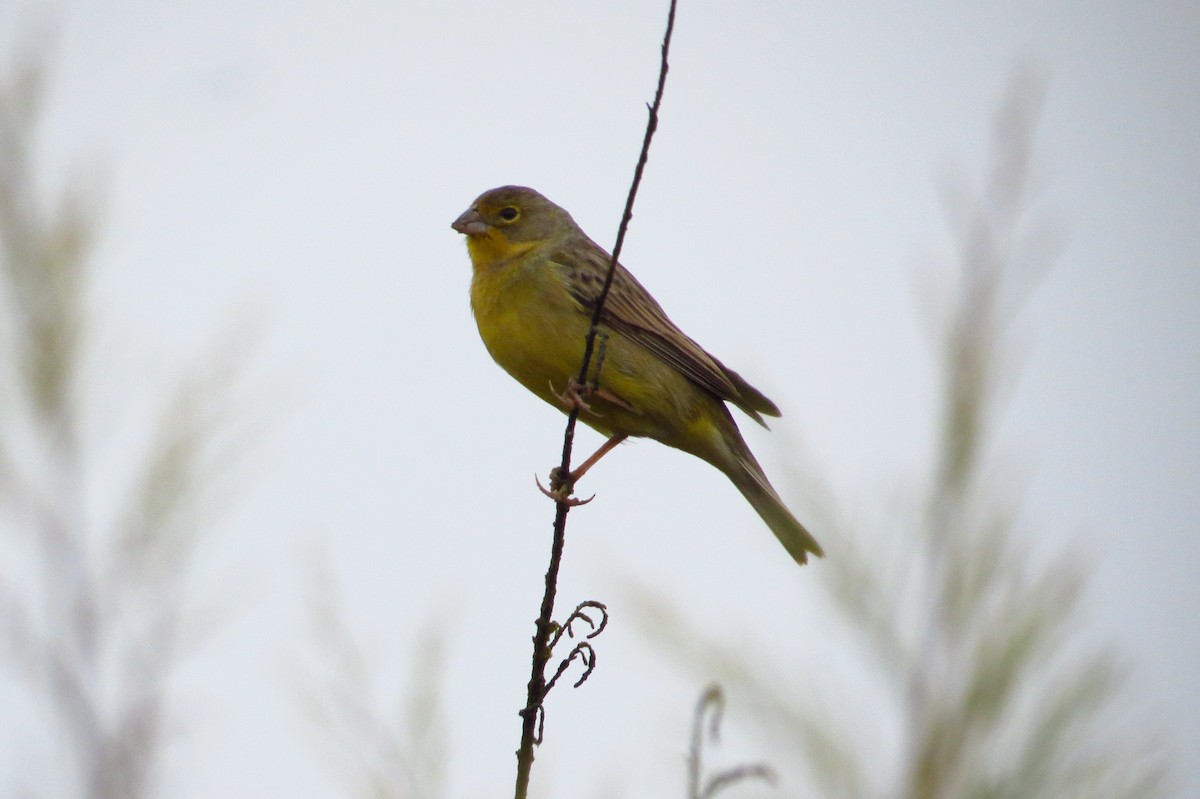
(452, 186), (573, 270)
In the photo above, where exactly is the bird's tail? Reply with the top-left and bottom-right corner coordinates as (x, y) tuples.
(726, 449), (824, 565)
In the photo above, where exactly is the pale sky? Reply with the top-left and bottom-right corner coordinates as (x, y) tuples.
(1, 2), (1197, 797)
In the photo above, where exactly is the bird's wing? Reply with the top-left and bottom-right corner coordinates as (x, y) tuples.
(552, 243), (780, 426)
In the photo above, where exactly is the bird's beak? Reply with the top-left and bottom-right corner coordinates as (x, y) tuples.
(451, 208), (488, 236)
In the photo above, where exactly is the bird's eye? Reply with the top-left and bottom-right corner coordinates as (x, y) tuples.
(498, 206), (520, 222)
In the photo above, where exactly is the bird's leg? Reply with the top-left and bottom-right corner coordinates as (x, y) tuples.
(571, 433), (629, 482)
(548, 433), (629, 493)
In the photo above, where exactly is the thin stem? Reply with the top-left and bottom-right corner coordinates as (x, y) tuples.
(512, 2), (678, 797)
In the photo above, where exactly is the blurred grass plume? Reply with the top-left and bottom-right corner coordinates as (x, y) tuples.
(299, 553), (448, 799)
(0, 51), (246, 798)
(627, 68), (1169, 799)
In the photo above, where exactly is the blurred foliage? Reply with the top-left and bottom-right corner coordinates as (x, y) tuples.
(0, 54), (243, 798)
(627, 70), (1168, 799)
(300, 555), (448, 799)
(687, 684), (776, 799)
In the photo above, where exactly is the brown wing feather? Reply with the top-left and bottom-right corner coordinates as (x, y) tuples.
(551, 242), (780, 426)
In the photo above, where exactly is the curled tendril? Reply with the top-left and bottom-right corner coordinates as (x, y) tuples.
(549, 600), (609, 652)
(521, 600), (608, 751)
(518, 703), (546, 746)
(687, 684), (777, 799)
(698, 683), (725, 742)
(545, 641), (597, 693)
(701, 765), (778, 799)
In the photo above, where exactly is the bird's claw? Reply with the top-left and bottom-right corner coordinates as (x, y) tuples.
(552, 378), (593, 413)
(535, 472), (595, 506)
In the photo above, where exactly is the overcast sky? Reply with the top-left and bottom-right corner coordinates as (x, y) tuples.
(1, 2), (1197, 797)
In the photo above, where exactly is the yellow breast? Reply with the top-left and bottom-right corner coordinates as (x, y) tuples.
(469, 247), (592, 409)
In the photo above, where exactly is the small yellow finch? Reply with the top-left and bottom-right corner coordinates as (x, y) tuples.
(452, 186), (823, 564)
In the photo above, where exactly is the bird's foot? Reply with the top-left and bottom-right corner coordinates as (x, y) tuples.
(535, 471), (595, 506)
(553, 378), (594, 413)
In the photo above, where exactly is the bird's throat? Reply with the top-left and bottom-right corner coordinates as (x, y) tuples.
(466, 231), (540, 273)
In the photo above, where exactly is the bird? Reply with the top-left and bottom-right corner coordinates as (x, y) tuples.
(451, 185), (822, 564)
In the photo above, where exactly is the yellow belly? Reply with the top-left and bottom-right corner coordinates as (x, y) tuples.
(471, 258), (589, 402)
(469, 256), (719, 451)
